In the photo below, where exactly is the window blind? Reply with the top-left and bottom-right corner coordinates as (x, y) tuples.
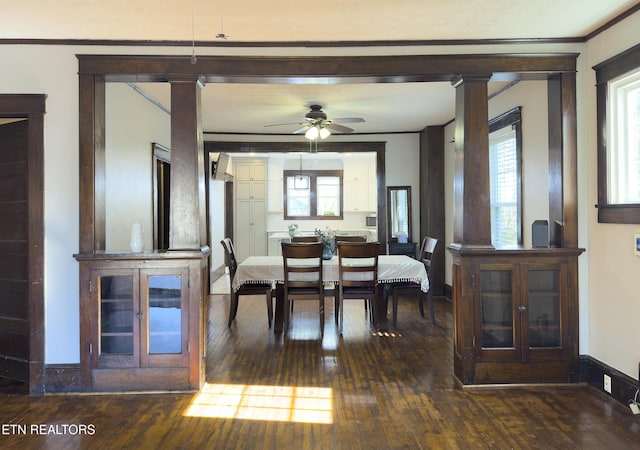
(489, 127), (518, 248)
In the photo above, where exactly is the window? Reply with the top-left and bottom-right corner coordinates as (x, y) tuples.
(594, 43), (640, 223)
(489, 107), (522, 248)
(283, 170), (343, 220)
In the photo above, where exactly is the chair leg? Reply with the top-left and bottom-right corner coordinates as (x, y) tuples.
(392, 289), (398, 328)
(417, 291), (425, 318)
(427, 289), (436, 326)
(283, 296), (290, 335)
(334, 292), (339, 325)
(266, 291), (274, 328)
(228, 292), (239, 327)
(338, 295), (344, 335)
(319, 297), (324, 337)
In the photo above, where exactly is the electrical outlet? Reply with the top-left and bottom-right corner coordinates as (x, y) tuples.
(604, 374), (612, 394)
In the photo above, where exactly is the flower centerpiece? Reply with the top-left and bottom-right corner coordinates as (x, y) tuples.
(314, 227), (336, 259)
(288, 223), (298, 237)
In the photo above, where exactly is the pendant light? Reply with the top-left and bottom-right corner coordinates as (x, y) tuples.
(293, 153), (309, 189)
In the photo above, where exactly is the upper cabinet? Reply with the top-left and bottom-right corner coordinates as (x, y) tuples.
(343, 159), (376, 212)
(267, 158), (284, 212)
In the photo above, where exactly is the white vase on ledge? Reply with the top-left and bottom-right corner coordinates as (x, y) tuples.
(130, 223), (144, 253)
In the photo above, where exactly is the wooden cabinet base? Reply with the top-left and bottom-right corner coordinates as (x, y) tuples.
(449, 245), (583, 385)
(92, 368), (193, 391)
(470, 362), (577, 385)
(75, 249), (209, 392)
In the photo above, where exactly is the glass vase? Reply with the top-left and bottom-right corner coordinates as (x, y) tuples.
(322, 242), (334, 260)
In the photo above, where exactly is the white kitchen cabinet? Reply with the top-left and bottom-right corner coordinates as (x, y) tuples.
(267, 158), (284, 212)
(343, 160), (376, 212)
(234, 159), (268, 261)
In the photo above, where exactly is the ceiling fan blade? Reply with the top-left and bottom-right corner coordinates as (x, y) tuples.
(332, 117), (365, 124)
(326, 123), (354, 133)
(292, 125), (310, 134)
(264, 122), (303, 128)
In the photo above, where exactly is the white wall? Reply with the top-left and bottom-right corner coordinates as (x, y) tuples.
(583, 11), (640, 378)
(105, 83), (171, 252)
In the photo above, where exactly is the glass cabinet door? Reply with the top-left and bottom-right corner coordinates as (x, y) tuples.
(479, 269), (514, 348)
(526, 269), (561, 348)
(476, 265), (521, 361)
(140, 268), (188, 368)
(96, 270), (139, 368)
(147, 274), (182, 354)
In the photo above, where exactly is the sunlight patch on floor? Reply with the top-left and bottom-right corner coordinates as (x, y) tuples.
(184, 383), (333, 424)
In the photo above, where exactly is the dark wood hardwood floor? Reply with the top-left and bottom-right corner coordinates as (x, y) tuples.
(1, 293), (639, 449)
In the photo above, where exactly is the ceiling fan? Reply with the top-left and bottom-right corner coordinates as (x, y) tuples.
(264, 104), (365, 139)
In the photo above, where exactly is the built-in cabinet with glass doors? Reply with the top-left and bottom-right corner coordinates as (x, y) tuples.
(450, 247), (582, 385)
(77, 253), (207, 391)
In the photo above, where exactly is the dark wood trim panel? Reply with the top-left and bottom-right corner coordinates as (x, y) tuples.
(559, 73), (578, 246)
(452, 75), (492, 247)
(420, 126), (445, 296)
(594, 42), (640, 224)
(169, 80), (206, 249)
(26, 110), (45, 395)
(78, 74), (105, 253)
(205, 141), (384, 154)
(77, 54), (578, 83)
(2, 37), (589, 48)
(580, 355), (640, 410)
(0, 94), (46, 395)
(548, 75), (564, 246)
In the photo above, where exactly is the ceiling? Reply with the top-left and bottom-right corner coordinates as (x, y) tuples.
(4, 1), (639, 135)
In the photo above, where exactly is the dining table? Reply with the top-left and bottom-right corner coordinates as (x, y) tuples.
(232, 254), (429, 332)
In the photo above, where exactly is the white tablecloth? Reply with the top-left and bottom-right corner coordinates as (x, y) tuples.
(233, 255), (429, 293)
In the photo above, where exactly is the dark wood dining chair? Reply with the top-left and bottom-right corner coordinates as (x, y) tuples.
(291, 235), (319, 242)
(220, 238), (274, 328)
(391, 236), (438, 327)
(334, 235), (369, 313)
(336, 242), (379, 335)
(281, 242), (325, 336)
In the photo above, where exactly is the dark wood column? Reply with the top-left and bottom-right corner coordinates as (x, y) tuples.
(78, 74), (105, 253)
(169, 79), (206, 249)
(420, 125), (445, 295)
(451, 75), (492, 248)
(548, 72), (578, 248)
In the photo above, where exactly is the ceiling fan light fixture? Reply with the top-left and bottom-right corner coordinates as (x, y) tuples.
(305, 126), (319, 140)
(319, 126), (331, 139)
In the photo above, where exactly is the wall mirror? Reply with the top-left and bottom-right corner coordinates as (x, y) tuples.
(387, 186), (412, 241)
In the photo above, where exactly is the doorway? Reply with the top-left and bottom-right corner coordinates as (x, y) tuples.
(0, 95), (45, 394)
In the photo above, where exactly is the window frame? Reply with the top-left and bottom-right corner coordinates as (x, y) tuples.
(283, 169), (344, 220)
(488, 106), (523, 247)
(594, 42), (640, 224)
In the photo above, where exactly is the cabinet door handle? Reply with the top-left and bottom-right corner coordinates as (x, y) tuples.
(517, 305), (527, 312)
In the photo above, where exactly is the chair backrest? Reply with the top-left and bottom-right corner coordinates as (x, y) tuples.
(291, 235), (319, 243)
(220, 238), (239, 279)
(419, 236), (438, 273)
(335, 235), (366, 243)
(337, 242), (379, 288)
(281, 242), (324, 289)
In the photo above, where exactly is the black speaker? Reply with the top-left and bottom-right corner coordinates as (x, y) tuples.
(532, 220), (549, 248)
